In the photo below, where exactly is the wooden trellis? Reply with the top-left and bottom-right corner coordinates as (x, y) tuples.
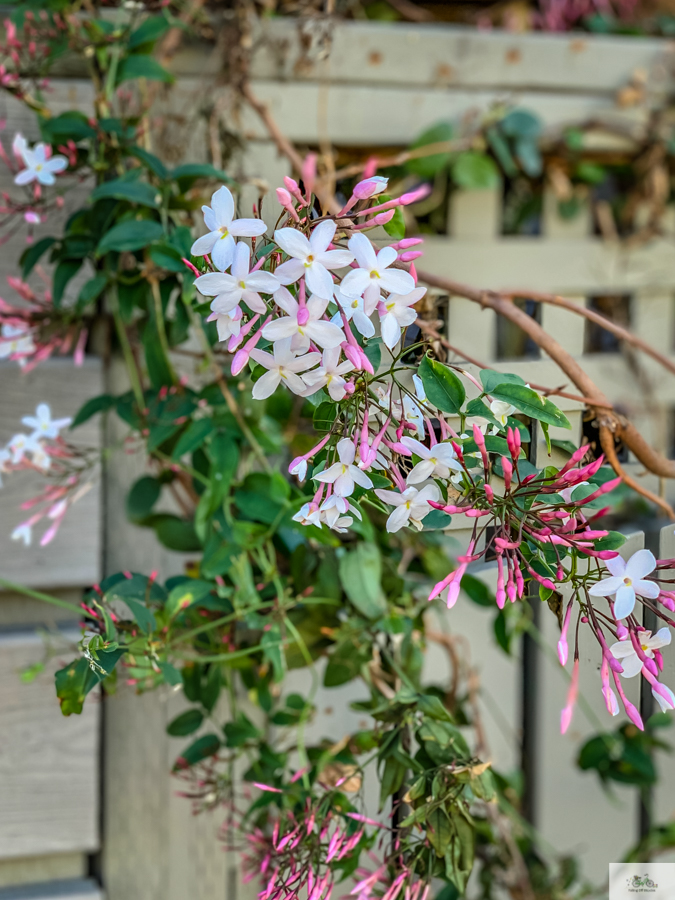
(1, 19), (675, 900)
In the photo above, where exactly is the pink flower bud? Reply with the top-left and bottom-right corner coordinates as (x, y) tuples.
(557, 602), (572, 666)
(353, 176), (388, 200)
(398, 250), (423, 262)
(560, 659), (579, 734)
(400, 184), (432, 205)
(231, 349), (248, 376)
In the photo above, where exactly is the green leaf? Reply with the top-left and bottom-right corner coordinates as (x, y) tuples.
(159, 661), (183, 685)
(91, 179), (161, 207)
(152, 515), (202, 552)
(71, 393), (115, 428)
(55, 657), (99, 716)
(452, 152), (499, 190)
(126, 475), (162, 523)
(40, 111), (96, 142)
(165, 579), (213, 617)
(128, 146), (169, 180)
(122, 596), (157, 635)
(418, 355), (465, 414)
(172, 418), (214, 460)
(77, 273), (108, 307)
(363, 338), (382, 373)
(174, 733), (221, 769)
(489, 383), (571, 430)
(167, 709), (204, 737)
(465, 398), (501, 429)
(479, 369), (526, 393)
(515, 138), (543, 177)
(171, 163), (230, 187)
(422, 508), (451, 530)
(150, 243), (185, 272)
(20, 236), (56, 278)
(339, 543), (386, 619)
(417, 694), (453, 721)
(128, 15), (172, 49)
(500, 109), (542, 139)
(485, 125), (518, 177)
(574, 161), (607, 184)
(460, 573), (495, 607)
(117, 54), (174, 85)
(427, 807), (453, 856)
(224, 712), (261, 747)
(407, 121), (454, 178)
(53, 259), (82, 306)
(383, 205), (405, 240)
(97, 219), (163, 255)
(593, 531), (627, 552)
(313, 401), (338, 433)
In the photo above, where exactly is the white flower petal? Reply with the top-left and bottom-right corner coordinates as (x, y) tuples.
(275, 227), (311, 260)
(625, 549), (656, 581)
(614, 584), (636, 620)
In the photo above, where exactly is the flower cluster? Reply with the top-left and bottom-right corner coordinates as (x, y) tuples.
(0, 274), (86, 370)
(189, 173), (675, 734)
(0, 402), (96, 547)
(235, 796), (428, 900)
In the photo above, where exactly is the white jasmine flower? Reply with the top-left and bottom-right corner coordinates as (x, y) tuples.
(191, 186), (267, 271)
(332, 286), (376, 338)
(263, 288), (344, 353)
(0, 323), (35, 359)
(340, 233), (415, 305)
(314, 438), (373, 498)
(400, 437), (462, 484)
(273, 221), (354, 300)
(249, 340), (320, 400)
(490, 399), (516, 427)
(378, 287), (426, 350)
(374, 483), (441, 533)
(302, 346), (354, 401)
(11, 522), (32, 546)
(610, 628), (671, 678)
(589, 549), (659, 620)
(195, 241), (278, 315)
(8, 432), (42, 464)
(207, 306), (243, 343)
(15, 141), (67, 186)
(22, 403), (72, 439)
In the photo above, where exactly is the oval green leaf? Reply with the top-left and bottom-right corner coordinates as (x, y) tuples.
(419, 355), (466, 414)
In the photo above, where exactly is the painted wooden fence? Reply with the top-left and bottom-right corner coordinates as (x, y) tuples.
(1, 18), (675, 900)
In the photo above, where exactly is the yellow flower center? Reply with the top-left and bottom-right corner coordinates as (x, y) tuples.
(239, 280), (246, 289)
(623, 577), (633, 586)
(218, 227), (229, 238)
(304, 255), (314, 267)
(642, 644), (649, 651)
(370, 269), (380, 279)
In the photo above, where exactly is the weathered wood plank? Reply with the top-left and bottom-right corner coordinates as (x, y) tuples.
(0, 855), (86, 891)
(0, 359), (103, 590)
(241, 80), (651, 145)
(0, 630), (99, 859)
(0, 878), (102, 900)
(241, 21), (675, 94)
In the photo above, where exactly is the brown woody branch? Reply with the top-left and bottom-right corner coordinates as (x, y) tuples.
(503, 289), (675, 379)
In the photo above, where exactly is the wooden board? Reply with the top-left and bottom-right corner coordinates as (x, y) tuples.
(0, 630), (99, 859)
(243, 20), (675, 94)
(0, 359), (103, 590)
